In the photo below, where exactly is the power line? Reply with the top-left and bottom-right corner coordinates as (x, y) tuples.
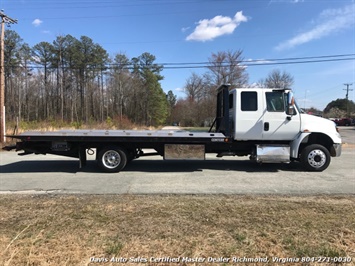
(6, 0), (239, 11)
(158, 54), (355, 68)
(7, 53), (355, 70)
(7, 0), (262, 20)
(158, 53), (354, 65)
(159, 57), (355, 69)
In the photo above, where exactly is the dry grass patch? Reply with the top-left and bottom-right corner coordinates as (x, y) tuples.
(0, 195), (354, 265)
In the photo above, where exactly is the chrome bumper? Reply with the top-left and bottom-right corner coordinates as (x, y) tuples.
(331, 143), (342, 157)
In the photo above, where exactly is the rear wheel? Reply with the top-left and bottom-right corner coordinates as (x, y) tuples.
(300, 144), (330, 171)
(97, 146), (127, 172)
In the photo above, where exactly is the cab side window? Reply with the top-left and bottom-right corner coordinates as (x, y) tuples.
(241, 91), (257, 111)
(266, 92), (285, 112)
(229, 94), (234, 109)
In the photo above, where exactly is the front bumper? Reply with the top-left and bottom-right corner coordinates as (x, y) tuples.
(331, 143), (342, 157)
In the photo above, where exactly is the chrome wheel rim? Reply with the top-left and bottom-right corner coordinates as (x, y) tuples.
(307, 149), (326, 168)
(102, 150), (121, 169)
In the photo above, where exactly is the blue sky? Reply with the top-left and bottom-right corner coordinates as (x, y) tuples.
(2, 0), (355, 110)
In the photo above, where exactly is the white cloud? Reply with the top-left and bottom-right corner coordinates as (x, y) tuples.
(186, 11), (248, 42)
(32, 19), (43, 27)
(269, 0), (304, 4)
(246, 58), (273, 65)
(275, 4), (355, 51)
(181, 27), (190, 33)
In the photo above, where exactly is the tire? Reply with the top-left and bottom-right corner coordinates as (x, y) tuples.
(97, 146), (127, 173)
(300, 144), (331, 171)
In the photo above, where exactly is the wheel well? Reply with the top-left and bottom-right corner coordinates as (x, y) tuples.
(299, 133), (333, 155)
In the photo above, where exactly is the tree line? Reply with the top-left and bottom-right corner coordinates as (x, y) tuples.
(5, 31), (171, 127)
(5, 30), (298, 128)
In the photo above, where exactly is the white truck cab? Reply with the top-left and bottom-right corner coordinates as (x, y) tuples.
(225, 87), (342, 171)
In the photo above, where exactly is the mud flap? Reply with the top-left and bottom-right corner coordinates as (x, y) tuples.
(79, 147), (87, 168)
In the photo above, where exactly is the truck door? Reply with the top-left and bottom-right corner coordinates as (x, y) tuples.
(262, 91), (301, 140)
(234, 90), (264, 140)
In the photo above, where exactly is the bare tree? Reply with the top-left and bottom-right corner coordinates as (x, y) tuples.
(184, 72), (204, 102)
(207, 50), (248, 88)
(264, 69), (294, 89)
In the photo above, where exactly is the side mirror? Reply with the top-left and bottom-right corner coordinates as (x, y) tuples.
(287, 92), (296, 116)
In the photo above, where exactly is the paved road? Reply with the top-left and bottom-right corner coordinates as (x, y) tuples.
(1, 127), (354, 195)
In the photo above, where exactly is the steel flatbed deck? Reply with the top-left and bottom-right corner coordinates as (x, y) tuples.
(9, 129), (227, 142)
(5, 129), (237, 172)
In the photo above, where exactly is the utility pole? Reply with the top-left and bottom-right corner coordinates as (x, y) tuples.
(344, 83), (353, 100)
(0, 10), (17, 144)
(343, 83), (353, 117)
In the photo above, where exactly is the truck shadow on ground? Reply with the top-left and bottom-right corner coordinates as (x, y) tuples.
(0, 160), (81, 174)
(125, 159), (303, 173)
(1, 158), (304, 173)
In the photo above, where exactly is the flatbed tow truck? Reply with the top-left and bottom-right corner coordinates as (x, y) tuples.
(3, 84), (342, 172)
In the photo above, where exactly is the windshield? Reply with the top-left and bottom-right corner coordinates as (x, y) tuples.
(295, 100), (304, 114)
(284, 91), (302, 115)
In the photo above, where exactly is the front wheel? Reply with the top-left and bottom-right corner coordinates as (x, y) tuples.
(97, 146), (127, 173)
(300, 144), (330, 171)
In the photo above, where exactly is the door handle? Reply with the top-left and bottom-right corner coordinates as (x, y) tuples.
(264, 122), (269, 131)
